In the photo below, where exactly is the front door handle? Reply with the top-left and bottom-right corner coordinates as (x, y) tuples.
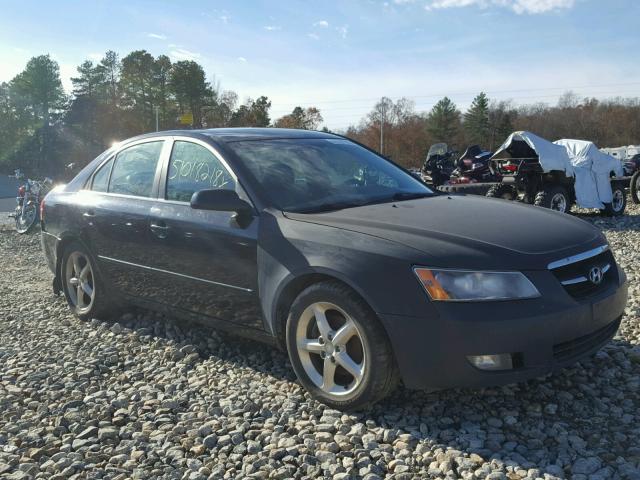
(83, 210), (95, 218)
(150, 221), (169, 238)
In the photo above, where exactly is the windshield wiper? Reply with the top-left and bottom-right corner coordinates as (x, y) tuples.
(294, 200), (368, 214)
(292, 192), (432, 214)
(390, 192), (432, 201)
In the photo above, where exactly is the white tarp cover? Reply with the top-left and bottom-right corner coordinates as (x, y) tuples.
(492, 131), (574, 176)
(554, 139), (623, 209)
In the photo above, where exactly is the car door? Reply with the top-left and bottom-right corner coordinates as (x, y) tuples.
(145, 138), (263, 330)
(80, 138), (168, 297)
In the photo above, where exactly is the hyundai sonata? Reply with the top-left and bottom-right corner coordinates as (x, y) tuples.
(41, 128), (628, 409)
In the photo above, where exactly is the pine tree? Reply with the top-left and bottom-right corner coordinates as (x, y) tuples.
(427, 97), (460, 144)
(464, 92), (490, 146)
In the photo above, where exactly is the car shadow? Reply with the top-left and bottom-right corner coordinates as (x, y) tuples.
(95, 305), (639, 476)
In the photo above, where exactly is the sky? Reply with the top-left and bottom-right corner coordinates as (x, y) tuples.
(0, 0), (639, 130)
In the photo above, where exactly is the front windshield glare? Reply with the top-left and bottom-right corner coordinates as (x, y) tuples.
(227, 138), (433, 212)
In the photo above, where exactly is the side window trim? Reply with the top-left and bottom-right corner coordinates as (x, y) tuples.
(109, 139), (165, 198)
(161, 137), (244, 204)
(85, 138), (169, 199)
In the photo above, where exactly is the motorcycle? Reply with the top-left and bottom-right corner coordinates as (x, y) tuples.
(7, 169), (53, 234)
(447, 145), (499, 185)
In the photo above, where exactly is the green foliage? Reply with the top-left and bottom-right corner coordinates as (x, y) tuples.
(170, 60), (214, 128)
(11, 55), (66, 118)
(464, 92), (490, 145)
(0, 50), (289, 177)
(274, 106), (323, 130)
(229, 96), (272, 127)
(1, 55), (67, 173)
(427, 97), (461, 143)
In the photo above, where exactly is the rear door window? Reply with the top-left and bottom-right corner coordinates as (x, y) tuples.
(91, 158), (113, 192)
(109, 141), (164, 197)
(166, 141), (235, 202)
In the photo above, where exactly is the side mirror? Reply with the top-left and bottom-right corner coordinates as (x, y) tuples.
(190, 189), (253, 217)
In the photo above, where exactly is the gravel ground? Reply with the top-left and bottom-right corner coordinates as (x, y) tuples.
(0, 203), (639, 480)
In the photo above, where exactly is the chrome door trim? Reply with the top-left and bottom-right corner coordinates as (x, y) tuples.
(97, 255), (254, 293)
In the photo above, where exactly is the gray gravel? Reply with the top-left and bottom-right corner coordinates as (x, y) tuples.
(0, 203), (639, 480)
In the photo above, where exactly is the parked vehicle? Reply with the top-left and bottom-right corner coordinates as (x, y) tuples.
(8, 170), (52, 234)
(631, 170), (640, 204)
(487, 132), (627, 216)
(448, 145), (499, 185)
(623, 153), (640, 177)
(41, 128), (628, 409)
(421, 143), (456, 186)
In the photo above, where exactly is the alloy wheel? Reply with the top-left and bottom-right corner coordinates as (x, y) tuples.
(550, 192), (567, 212)
(612, 189), (624, 212)
(295, 302), (366, 396)
(65, 251), (95, 314)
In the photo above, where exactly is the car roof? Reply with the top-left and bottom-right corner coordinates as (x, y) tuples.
(123, 127), (339, 144)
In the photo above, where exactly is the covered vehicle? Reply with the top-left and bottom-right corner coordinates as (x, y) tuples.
(487, 131), (626, 215)
(554, 139), (624, 210)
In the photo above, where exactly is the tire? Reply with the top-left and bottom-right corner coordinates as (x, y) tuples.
(534, 185), (572, 213)
(285, 281), (398, 410)
(60, 241), (121, 321)
(631, 171), (640, 205)
(601, 184), (627, 216)
(486, 183), (518, 201)
(15, 203), (38, 234)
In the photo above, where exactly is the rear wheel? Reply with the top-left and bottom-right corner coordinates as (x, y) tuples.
(486, 183), (518, 201)
(631, 171), (640, 205)
(61, 242), (121, 321)
(534, 185), (572, 213)
(601, 184), (627, 216)
(286, 281), (397, 410)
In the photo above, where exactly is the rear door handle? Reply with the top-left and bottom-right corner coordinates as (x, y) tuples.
(83, 210), (95, 218)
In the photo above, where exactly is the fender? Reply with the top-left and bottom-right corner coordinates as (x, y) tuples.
(266, 264), (383, 337)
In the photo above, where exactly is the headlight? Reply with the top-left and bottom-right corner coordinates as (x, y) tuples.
(414, 268), (540, 301)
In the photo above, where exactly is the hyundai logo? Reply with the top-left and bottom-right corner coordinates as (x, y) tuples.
(588, 266), (603, 285)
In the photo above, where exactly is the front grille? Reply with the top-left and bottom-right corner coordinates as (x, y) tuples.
(553, 318), (620, 362)
(549, 247), (616, 299)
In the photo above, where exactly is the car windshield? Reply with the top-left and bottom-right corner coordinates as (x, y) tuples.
(226, 138), (433, 213)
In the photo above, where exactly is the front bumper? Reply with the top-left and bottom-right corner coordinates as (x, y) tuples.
(379, 266), (628, 390)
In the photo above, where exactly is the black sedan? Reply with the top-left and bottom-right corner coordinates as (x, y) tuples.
(41, 128), (628, 409)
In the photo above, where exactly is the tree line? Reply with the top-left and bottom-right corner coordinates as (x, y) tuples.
(1, 50), (639, 176)
(348, 92), (640, 168)
(0, 51), (323, 177)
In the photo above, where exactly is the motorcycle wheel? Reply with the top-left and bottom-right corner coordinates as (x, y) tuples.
(15, 203), (38, 234)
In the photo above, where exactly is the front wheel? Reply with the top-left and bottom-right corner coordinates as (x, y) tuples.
(61, 242), (120, 321)
(486, 183), (518, 201)
(601, 184), (627, 216)
(15, 203), (37, 234)
(286, 281), (397, 410)
(534, 185), (572, 213)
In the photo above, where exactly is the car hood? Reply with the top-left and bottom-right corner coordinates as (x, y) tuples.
(284, 195), (605, 270)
